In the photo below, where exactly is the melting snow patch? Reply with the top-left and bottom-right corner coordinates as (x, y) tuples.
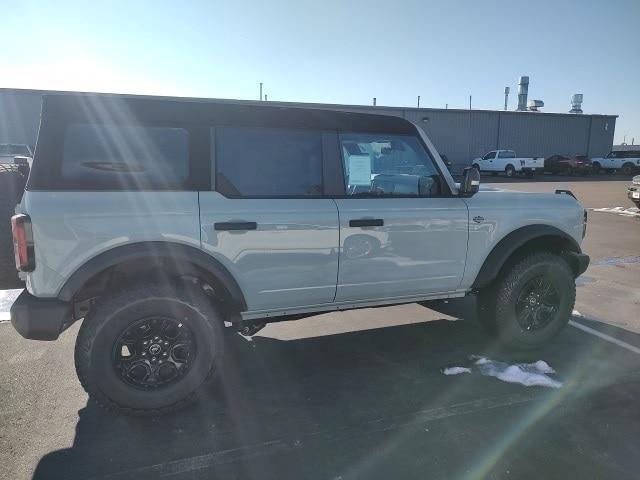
(474, 357), (562, 388)
(591, 207), (640, 218)
(0, 289), (22, 318)
(442, 366), (471, 375)
(593, 255), (640, 266)
(442, 356), (562, 388)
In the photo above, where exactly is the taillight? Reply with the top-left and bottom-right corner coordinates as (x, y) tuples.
(11, 214), (35, 272)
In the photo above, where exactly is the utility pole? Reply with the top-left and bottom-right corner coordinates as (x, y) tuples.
(504, 86), (510, 111)
(417, 96), (420, 108)
(259, 83), (263, 101)
(468, 95), (472, 163)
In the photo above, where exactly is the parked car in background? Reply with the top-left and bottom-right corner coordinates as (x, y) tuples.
(472, 150), (544, 177)
(0, 144), (32, 289)
(0, 143), (33, 165)
(544, 154), (592, 176)
(628, 175), (640, 208)
(591, 150), (640, 176)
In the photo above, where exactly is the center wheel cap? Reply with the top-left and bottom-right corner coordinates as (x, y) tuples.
(149, 343), (162, 355)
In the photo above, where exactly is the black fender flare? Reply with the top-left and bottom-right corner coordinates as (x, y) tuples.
(471, 224), (581, 289)
(57, 242), (247, 311)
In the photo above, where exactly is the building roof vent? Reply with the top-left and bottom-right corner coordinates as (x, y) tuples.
(527, 99), (544, 111)
(516, 76), (529, 111)
(570, 94), (583, 114)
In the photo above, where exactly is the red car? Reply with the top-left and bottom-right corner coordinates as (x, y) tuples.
(544, 154), (592, 175)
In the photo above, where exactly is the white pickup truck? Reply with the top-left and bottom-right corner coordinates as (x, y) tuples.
(472, 150), (544, 177)
(591, 150), (640, 176)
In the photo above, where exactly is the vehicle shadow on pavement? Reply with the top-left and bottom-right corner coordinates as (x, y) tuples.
(32, 308), (640, 480)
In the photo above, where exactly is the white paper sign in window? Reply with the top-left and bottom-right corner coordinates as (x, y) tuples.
(347, 155), (372, 186)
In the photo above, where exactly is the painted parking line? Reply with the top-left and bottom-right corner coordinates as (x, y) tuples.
(0, 312), (10, 322)
(569, 317), (640, 355)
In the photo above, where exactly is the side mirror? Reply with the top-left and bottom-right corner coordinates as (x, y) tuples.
(460, 167), (480, 197)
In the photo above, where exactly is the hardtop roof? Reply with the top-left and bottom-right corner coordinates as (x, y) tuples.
(41, 92), (417, 134)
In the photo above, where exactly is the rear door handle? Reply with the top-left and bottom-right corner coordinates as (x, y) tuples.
(349, 218), (384, 227)
(214, 221), (257, 231)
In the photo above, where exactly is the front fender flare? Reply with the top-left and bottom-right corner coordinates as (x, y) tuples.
(471, 225), (581, 289)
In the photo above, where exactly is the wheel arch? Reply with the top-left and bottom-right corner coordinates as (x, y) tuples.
(58, 241), (247, 313)
(472, 225), (582, 289)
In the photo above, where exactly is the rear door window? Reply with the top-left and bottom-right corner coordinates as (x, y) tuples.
(63, 124), (189, 189)
(215, 127), (323, 197)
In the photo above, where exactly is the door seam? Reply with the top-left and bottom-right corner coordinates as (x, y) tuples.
(331, 198), (340, 303)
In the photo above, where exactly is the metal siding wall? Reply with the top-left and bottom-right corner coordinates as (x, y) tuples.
(0, 91), (42, 146)
(498, 113), (591, 158)
(588, 117), (615, 157)
(470, 111), (500, 160)
(404, 110), (471, 165)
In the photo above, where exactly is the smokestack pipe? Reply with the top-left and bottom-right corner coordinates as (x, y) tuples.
(516, 76), (529, 111)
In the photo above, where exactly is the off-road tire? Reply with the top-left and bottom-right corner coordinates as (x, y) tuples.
(477, 252), (575, 350)
(75, 283), (224, 416)
(0, 165), (27, 290)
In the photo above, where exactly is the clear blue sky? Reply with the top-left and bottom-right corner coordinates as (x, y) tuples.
(3, 0), (639, 143)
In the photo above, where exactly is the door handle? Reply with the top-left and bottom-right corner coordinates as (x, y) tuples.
(214, 221), (257, 231)
(349, 218), (384, 227)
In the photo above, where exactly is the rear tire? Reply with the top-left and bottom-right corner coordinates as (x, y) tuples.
(621, 163), (636, 176)
(75, 283), (224, 416)
(505, 165), (516, 178)
(592, 162), (601, 174)
(476, 253), (575, 350)
(0, 165), (27, 290)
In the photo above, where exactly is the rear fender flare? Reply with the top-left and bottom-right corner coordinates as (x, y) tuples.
(57, 242), (246, 312)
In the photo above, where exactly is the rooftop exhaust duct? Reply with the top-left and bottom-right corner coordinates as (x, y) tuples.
(516, 76), (529, 111)
(570, 94), (583, 114)
(527, 99), (544, 111)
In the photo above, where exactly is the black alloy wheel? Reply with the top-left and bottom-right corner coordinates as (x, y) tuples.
(113, 317), (196, 390)
(514, 276), (559, 331)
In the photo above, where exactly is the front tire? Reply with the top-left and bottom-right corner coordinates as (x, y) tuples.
(477, 253), (575, 350)
(75, 283), (224, 416)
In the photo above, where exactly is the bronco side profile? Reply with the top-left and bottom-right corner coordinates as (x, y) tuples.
(10, 93), (589, 415)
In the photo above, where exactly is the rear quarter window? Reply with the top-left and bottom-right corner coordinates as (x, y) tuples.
(62, 124), (189, 189)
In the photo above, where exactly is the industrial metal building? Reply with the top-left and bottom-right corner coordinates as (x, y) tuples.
(0, 88), (617, 172)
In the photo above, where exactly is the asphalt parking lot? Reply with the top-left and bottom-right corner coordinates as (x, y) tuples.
(1, 175), (639, 480)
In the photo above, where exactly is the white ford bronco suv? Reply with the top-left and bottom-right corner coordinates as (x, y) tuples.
(10, 93), (589, 415)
